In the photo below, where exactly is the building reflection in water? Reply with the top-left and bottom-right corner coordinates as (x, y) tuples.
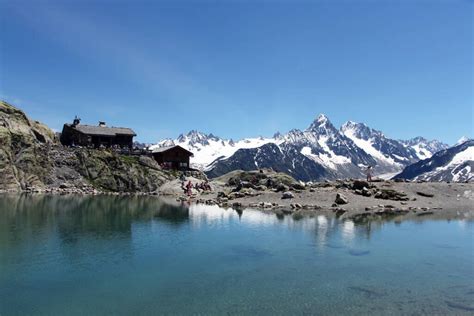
(0, 194), (191, 266)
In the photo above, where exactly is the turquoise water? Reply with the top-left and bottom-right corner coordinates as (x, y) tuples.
(0, 195), (473, 315)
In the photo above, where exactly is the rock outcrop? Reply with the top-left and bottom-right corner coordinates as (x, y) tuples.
(0, 101), (175, 193)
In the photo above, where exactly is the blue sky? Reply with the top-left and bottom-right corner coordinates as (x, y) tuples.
(0, 0), (472, 144)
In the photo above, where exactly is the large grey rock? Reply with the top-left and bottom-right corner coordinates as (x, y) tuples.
(281, 191), (295, 199)
(353, 180), (370, 190)
(276, 183), (290, 192)
(335, 193), (348, 205)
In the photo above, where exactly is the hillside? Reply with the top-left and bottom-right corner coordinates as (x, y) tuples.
(0, 101), (175, 193)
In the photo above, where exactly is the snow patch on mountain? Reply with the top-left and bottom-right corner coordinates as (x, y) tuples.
(340, 121), (420, 175)
(400, 136), (449, 160)
(456, 136), (471, 146)
(342, 122), (399, 167)
(300, 146), (350, 170)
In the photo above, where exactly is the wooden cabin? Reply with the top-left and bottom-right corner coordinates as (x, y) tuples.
(60, 117), (136, 148)
(152, 145), (194, 170)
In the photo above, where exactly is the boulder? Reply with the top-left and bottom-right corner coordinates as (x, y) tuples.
(281, 191), (295, 199)
(254, 185), (267, 191)
(261, 202), (273, 209)
(374, 188), (409, 201)
(275, 183), (290, 192)
(362, 187), (372, 197)
(241, 181), (256, 189)
(335, 193), (348, 205)
(416, 191), (434, 198)
(352, 180), (370, 190)
(217, 191), (228, 198)
(291, 183), (306, 190)
(228, 192), (244, 199)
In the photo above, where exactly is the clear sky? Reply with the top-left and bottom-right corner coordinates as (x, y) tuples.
(0, 0), (472, 144)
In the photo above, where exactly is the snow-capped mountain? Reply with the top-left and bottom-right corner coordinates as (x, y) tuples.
(206, 142), (335, 181)
(400, 136), (449, 160)
(341, 121), (419, 172)
(276, 115), (376, 179)
(206, 115), (377, 181)
(149, 130), (276, 170)
(394, 140), (473, 182)
(152, 114), (451, 181)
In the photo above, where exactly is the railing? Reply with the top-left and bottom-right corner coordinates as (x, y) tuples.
(64, 145), (153, 156)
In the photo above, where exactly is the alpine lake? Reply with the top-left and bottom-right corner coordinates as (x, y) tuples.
(0, 194), (473, 315)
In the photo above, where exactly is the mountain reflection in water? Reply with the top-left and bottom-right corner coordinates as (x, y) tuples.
(0, 194), (463, 254)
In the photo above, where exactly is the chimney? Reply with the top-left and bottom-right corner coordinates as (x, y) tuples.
(72, 116), (81, 127)
(98, 121), (106, 127)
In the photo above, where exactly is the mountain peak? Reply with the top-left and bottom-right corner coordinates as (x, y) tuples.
(456, 136), (471, 146)
(341, 120), (361, 130)
(316, 114), (329, 124)
(273, 131), (283, 139)
(306, 114), (337, 134)
(176, 130), (221, 146)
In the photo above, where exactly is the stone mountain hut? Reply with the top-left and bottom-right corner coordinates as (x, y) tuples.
(152, 145), (194, 170)
(60, 117), (136, 148)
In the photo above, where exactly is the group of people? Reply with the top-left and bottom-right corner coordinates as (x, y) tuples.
(181, 178), (212, 196)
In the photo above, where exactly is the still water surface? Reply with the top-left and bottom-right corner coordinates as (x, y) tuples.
(0, 194), (473, 315)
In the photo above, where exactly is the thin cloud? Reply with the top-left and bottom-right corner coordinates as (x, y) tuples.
(9, 3), (228, 109)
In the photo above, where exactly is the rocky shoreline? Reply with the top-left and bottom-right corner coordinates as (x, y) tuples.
(160, 170), (474, 221)
(2, 173), (472, 222)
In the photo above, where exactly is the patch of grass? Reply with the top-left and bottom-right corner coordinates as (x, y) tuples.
(119, 155), (139, 165)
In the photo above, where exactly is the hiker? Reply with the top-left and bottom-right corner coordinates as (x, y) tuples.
(366, 166), (373, 182)
(185, 181), (193, 196)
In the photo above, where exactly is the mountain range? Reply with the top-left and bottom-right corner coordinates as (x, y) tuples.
(394, 140), (473, 182)
(149, 114), (472, 182)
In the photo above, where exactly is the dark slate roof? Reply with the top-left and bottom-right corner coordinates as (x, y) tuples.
(152, 145), (193, 156)
(67, 124), (136, 137)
